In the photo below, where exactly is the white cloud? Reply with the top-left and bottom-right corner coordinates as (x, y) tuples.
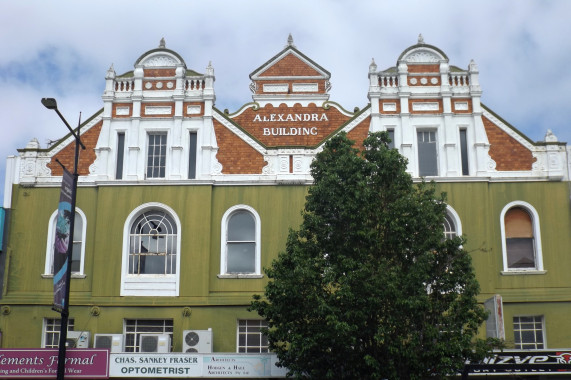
(1, 0), (571, 204)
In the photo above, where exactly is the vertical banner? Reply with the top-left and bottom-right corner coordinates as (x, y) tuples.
(53, 168), (74, 312)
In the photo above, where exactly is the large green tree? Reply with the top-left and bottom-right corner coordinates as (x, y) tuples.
(251, 132), (492, 379)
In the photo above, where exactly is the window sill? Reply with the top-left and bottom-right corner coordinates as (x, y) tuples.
(217, 274), (264, 279)
(501, 270), (547, 276)
(41, 274), (87, 279)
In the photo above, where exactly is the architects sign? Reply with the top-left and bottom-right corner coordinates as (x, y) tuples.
(109, 353), (287, 378)
(0, 349), (109, 378)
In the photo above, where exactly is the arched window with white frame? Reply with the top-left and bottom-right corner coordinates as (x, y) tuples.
(44, 208), (87, 278)
(121, 203), (181, 296)
(500, 201), (544, 273)
(444, 205), (462, 240)
(219, 205), (262, 278)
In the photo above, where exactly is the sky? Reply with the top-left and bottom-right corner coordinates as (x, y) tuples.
(1, 0), (571, 206)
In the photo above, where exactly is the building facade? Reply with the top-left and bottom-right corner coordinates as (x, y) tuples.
(1, 35), (571, 377)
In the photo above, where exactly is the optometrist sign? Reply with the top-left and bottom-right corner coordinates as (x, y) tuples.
(110, 353), (287, 378)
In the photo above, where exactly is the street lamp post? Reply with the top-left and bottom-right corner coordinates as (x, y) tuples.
(42, 98), (85, 380)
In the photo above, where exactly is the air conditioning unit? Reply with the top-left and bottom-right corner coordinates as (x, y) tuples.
(66, 331), (90, 348)
(94, 334), (124, 352)
(182, 329), (212, 353)
(140, 333), (171, 353)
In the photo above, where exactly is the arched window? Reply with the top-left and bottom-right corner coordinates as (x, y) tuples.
(128, 210), (177, 275)
(44, 208), (87, 277)
(219, 205), (261, 278)
(500, 201), (544, 273)
(443, 205), (462, 240)
(121, 203), (181, 296)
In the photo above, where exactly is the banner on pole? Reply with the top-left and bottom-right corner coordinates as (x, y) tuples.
(53, 168), (74, 312)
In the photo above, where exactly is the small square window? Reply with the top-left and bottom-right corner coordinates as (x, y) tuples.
(513, 315), (544, 349)
(237, 320), (269, 353)
(43, 318), (74, 348)
(123, 319), (173, 352)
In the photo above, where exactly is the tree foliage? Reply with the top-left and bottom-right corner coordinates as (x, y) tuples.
(251, 132), (492, 379)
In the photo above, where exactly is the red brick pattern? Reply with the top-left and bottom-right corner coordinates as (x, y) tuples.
(408, 76), (440, 86)
(346, 117), (371, 151)
(379, 100), (401, 114)
(230, 103), (351, 148)
(253, 79), (326, 95)
(409, 99), (443, 114)
(482, 116), (536, 171)
(142, 80), (176, 91)
(452, 99), (473, 114)
(48, 120), (103, 176)
(259, 53), (321, 77)
(112, 103), (132, 118)
(144, 68), (176, 77)
(183, 102), (204, 117)
(213, 120), (266, 174)
(408, 64), (440, 73)
(142, 102), (175, 117)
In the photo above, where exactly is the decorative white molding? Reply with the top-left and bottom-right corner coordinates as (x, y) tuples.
(263, 84), (289, 93)
(383, 103), (397, 112)
(145, 106), (172, 115)
(116, 107), (130, 116)
(187, 105), (201, 115)
(403, 50), (440, 63)
(454, 102), (469, 111)
(141, 55), (178, 67)
(292, 83), (318, 92)
(412, 102), (439, 111)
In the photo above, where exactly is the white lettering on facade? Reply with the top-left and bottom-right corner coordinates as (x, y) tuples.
(253, 113), (328, 122)
(262, 127), (318, 136)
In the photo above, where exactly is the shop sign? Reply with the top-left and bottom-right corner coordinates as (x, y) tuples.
(0, 349), (109, 378)
(110, 353), (287, 378)
(467, 350), (571, 374)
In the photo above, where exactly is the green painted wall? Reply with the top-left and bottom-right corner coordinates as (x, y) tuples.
(1, 180), (570, 350)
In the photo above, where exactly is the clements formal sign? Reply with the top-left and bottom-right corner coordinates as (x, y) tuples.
(0, 349), (109, 378)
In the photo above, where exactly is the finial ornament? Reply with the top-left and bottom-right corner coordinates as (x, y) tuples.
(206, 61), (214, 75)
(287, 34), (295, 47)
(418, 34), (424, 44)
(106, 64), (116, 79)
(369, 58), (377, 72)
(544, 129), (558, 142)
(159, 38), (166, 48)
